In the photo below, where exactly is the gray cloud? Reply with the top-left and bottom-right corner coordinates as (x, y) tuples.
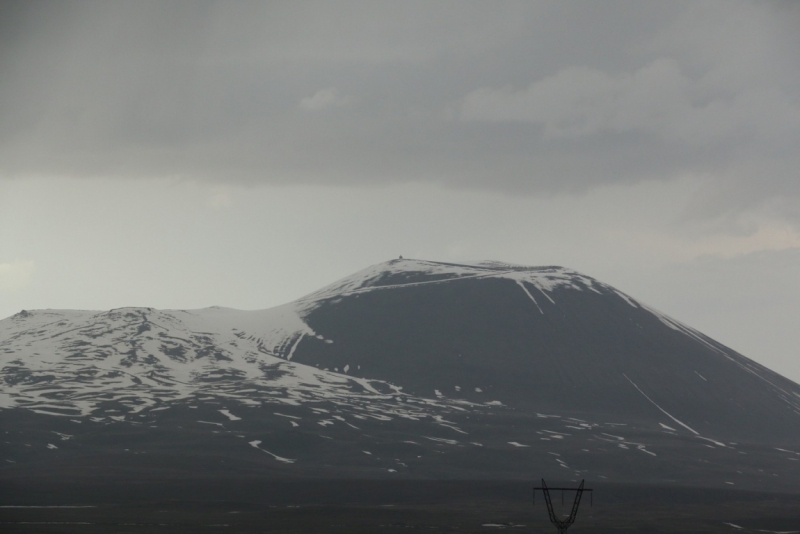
(1, 1), (799, 213)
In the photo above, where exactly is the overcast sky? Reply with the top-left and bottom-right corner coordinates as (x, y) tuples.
(2, 1), (800, 381)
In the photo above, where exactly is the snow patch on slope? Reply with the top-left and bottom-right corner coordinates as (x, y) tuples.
(0, 307), (486, 425)
(297, 259), (607, 311)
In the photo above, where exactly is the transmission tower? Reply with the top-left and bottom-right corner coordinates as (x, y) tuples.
(533, 479), (593, 534)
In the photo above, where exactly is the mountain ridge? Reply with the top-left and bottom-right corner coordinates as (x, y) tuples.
(2, 259), (799, 490)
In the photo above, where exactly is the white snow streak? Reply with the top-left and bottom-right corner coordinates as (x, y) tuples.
(286, 334), (304, 360)
(516, 281), (543, 314)
(219, 409), (241, 421)
(613, 290), (638, 308)
(248, 440), (295, 463)
(623, 374), (699, 435)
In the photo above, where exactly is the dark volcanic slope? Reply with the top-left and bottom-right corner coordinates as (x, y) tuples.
(1, 259), (799, 492)
(294, 261), (800, 443)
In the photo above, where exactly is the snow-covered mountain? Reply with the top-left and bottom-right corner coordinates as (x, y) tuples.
(0, 305), (471, 425)
(2, 259), (799, 489)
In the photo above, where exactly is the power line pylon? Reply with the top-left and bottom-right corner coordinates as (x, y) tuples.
(533, 479), (592, 534)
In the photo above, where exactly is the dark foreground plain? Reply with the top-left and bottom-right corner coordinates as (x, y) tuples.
(2, 480), (799, 534)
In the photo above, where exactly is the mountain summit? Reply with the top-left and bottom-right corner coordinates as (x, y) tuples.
(2, 259), (799, 489)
